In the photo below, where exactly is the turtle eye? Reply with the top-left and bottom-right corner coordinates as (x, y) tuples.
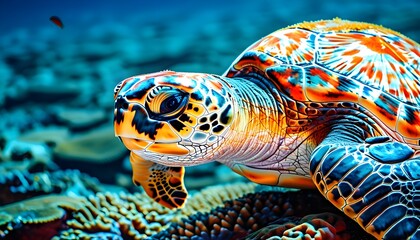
(160, 94), (184, 114)
(146, 86), (188, 120)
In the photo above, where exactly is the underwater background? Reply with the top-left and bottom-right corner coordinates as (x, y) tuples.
(0, 0), (419, 239)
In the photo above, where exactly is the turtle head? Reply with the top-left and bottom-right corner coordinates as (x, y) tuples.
(114, 71), (234, 166)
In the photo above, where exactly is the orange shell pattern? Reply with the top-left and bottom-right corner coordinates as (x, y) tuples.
(226, 19), (420, 146)
(225, 18), (420, 240)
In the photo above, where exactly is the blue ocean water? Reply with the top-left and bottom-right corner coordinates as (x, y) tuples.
(1, 0), (420, 36)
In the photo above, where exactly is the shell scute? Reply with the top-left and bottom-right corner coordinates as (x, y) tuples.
(248, 28), (316, 65)
(315, 30), (420, 106)
(226, 19), (420, 144)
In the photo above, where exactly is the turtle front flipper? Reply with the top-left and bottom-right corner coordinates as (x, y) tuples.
(310, 124), (420, 240)
(129, 152), (188, 209)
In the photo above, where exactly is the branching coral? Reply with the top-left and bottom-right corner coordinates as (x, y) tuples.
(0, 142), (259, 239)
(57, 182), (258, 239)
(179, 182), (258, 218)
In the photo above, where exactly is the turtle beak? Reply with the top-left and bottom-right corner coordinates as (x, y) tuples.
(114, 96), (139, 139)
(114, 96), (129, 125)
(114, 98), (159, 139)
(114, 97), (190, 156)
(119, 137), (152, 151)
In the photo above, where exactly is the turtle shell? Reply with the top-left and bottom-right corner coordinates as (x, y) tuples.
(225, 19), (420, 145)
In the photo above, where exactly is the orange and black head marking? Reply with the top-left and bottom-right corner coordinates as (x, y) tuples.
(114, 71), (234, 166)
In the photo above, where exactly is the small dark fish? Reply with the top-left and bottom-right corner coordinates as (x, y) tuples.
(49, 16), (63, 28)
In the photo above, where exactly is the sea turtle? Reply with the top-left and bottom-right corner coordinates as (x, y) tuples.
(113, 19), (420, 239)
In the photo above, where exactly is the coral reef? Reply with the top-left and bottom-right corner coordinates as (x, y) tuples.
(57, 182), (257, 239)
(0, 168), (102, 205)
(0, 195), (85, 240)
(247, 213), (365, 240)
(0, 182), (373, 240)
(0, 181), (257, 239)
(0, 138), (56, 172)
(153, 190), (373, 240)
